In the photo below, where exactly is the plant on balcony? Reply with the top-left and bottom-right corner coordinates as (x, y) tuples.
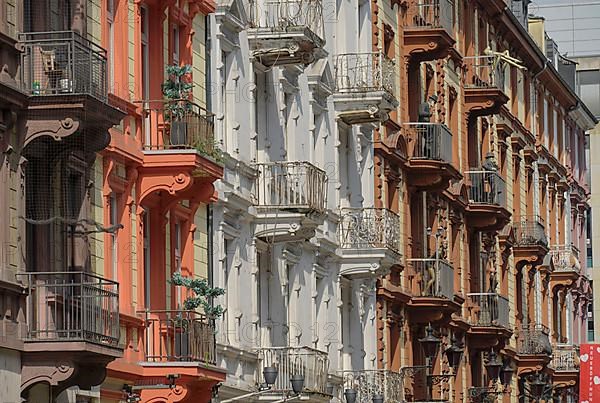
(171, 271), (225, 318)
(162, 64), (194, 145)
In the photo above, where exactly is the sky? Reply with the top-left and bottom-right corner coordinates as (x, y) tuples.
(532, 0), (600, 56)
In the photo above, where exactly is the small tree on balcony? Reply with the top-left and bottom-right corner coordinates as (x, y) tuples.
(162, 64), (193, 145)
(171, 271), (225, 318)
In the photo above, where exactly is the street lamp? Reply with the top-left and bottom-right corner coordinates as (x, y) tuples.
(484, 350), (503, 381)
(528, 372), (548, 402)
(418, 324), (441, 401)
(444, 338), (464, 369)
(500, 361), (514, 389)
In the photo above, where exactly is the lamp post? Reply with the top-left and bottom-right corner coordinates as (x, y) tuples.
(444, 337), (464, 371)
(419, 324), (441, 401)
(500, 360), (514, 392)
(484, 350), (503, 382)
(523, 372), (553, 403)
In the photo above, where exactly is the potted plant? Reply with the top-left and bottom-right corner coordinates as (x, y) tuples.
(162, 64), (194, 146)
(171, 271), (225, 318)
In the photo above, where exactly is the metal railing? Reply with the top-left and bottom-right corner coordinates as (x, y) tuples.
(550, 245), (581, 272)
(404, 123), (453, 163)
(406, 0), (454, 34)
(18, 271), (119, 347)
(141, 99), (217, 159)
(340, 370), (403, 403)
(407, 258), (454, 299)
(334, 52), (396, 96)
(141, 310), (216, 365)
(468, 386), (502, 403)
(551, 345), (579, 371)
(257, 346), (329, 394)
(516, 324), (552, 355)
(467, 293), (510, 329)
(254, 161), (327, 213)
(514, 215), (548, 247)
(339, 208), (401, 254)
(247, 0), (324, 40)
(464, 55), (505, 92)
(19, 31), (107, 101)
(464, 170), (507, 208)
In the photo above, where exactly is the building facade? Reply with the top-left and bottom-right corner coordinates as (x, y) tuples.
(0, 0), (224, 402)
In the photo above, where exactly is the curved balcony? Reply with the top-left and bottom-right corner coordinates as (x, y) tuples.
(406, 257), (459, 323)
(515, 324), (552, 374)
(464, 56), (509, 118)
(513, 215), (549, 266)
(333, 52), (398, 124)
(19, 31), (125, 151)
(404, 123), (460, 190)
(247, 0), (325, 66)
(549, 245), (581, 287)
(257, 346), (329, 397)
(254, 161), (327, 242)
(340, 370), (403, 403)
(551, 344), (579, 387)
(138, 100), (223, 206)
(403, 0), (455, 62)
(464, 170), (511, 231)
(19, 271), (121, 397)
(466, 293), (512, 348)
(338, 207), (402, 278)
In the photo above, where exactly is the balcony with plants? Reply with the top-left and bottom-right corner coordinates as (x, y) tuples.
(246, 0), (325, 66)
(403, 0), (456, 62)
(137, 64), (223, 207)
(464, 170), (511, 231)
(253, 161), (327, 242)
(332, 52), (398, 124)
(404, 122), (460, 190)
(338, 207), (402, 278)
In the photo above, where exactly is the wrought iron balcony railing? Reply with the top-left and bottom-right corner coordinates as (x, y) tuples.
(334, 52), (396, 96)
(550, 245), (581, 272)
(19, 30), (108, 101)
(551, 344), (579, 371)
(247, 0), (324, 40)
(406, 0), (454, 35)
(464, 55), (506, 92)
(468, 386), (502, 403)
(141, 310), (216, 365)
(19, 271), (119, 347)
(254, 161), (327, 213)
(257, 346), (329, 394)
(516, 324), (552, 355)
(467, 293), (510, 329)
(404, 123), (453, 163)
(339, 208), (401, 254)
(407, 257), (454, 299)
(514, 215), (548, 247)
(141, 99), (218, 160)
(464, 170), (507, 208)
(340, 370), (403, 403)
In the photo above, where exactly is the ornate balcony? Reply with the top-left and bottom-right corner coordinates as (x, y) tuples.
(19, 271), (121, 397)
(254, 161), (327, 242)
(549, 245), (581, 286)
(138, 99), (223, 206)
(403, 0), (455, 62)
(247, 0), (325, 66)
(340, 370), (403, 403)
(404, 123), (459, 190)
(551, 344), (579, 387)
(468, 386), (502, 403)
(338, 208), (402, 278)
(19, 30), (124, 151)
(333, 52), (398, 124)
(464, 170), (511, 231)
(515, 324), (552, 374)
(513, 215), (549, 266)
(464, 56), (509, 118)
(466, 293), (512, 348)
(141, 310), (216, 365)
(406, 257), (458, 323)
(257, 346), (329, 396)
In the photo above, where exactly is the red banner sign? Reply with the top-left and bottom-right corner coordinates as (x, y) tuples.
(579, 344), (600, 402)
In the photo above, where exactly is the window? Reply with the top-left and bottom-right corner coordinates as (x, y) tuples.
(577, 69), (600, 118)
(110, 193), (118, 281)
(172, 24), (180, 65)
(140, 6), (149, 100)
(107, 0), (115, 86)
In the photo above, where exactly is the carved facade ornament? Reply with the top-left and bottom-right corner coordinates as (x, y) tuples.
(25, 117), (80, 147)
